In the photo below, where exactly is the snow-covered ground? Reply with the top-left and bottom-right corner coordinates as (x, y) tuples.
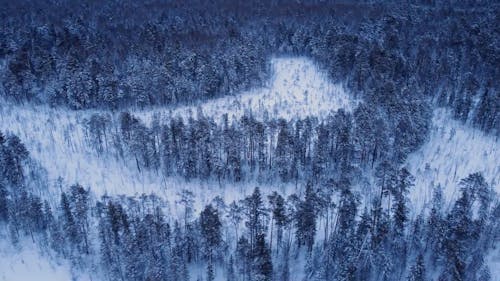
(0, 104), (304, 217)
(407, 108), (499, 210)
(135, 57), (354, 124)
(1, 58), (497, 213)
(0, 57), (499, 281)
(0, 237), (91, 281)
(1, 57), (346, 213)
(486, 247), (500, 281)
(1, 57), (342, 280)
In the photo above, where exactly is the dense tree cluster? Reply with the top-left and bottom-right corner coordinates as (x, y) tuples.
(81, 107), (429, 187)
(0, 1), (498, 134)
(0, 131), (497, 281)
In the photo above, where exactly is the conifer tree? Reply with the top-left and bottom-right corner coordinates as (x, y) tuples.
(0, 183), (8, 223)
(268, 192), (287, 252)
(295, 183), (317, 252)
(252, 234), (273, 281)
(243, 187), (267, 249)
(200, 204), (222, 258)
(407, 254), (426, 281)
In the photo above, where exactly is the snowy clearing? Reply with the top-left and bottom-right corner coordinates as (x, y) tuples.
(135, 57), (354, 124)
(0, 238), (84, 281)
(407, 108), (499, 210)
(1, 60), (497, 215)
(0, 57), (348, 213)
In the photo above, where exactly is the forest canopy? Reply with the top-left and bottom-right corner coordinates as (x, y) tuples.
(0, 0), (498, 136)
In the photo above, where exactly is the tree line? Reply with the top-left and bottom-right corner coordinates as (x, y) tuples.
(81, 104), (430, 187)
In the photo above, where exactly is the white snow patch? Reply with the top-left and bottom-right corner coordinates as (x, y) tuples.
(485, 246), (500, 281)
(0, 238), (91, 281)
(406, 109), (499, 210)
(135, 57), (354, 123)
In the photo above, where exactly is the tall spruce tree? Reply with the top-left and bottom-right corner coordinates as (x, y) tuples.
(295, 183), (317, 252)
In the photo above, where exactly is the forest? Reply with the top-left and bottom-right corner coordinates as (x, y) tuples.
(1, 0), (498, 135)
(0, 0), (499, 281)
(0, 127), (497, 280)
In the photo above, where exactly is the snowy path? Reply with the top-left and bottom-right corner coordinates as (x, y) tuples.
(0, 57), (347, 214)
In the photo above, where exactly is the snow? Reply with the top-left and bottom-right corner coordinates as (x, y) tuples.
(0, 58), (497, 215)
(0, 57), (498, 281)
(1, 59), (497, 215)
(0, 238), (87, 281)
(406, 108), (499, 210)
(0, 103), (304, 217)
(0, 57), (346, 214)
(485, 246), (500, 281)
(135, 57), (354, 123)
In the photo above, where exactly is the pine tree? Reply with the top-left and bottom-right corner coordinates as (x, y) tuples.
(427, 185), (444, 264)
(177, 189), (195, 230)
(184, 119), (198, 179)
(160, 124), (174, 176)
(473, 88), (498, 134)
(319, 179), (358, 281)
(392, 168), (414, 236)
(70, 184), (91, 254)
(206, 259), (215, 281)
(243, 187), (268, 249)
(60, 192), (79, 252)
(2, 135), (29, 186)
(336, 178), (358, 234)
(333, 110), (354, 178)
(312, 123), (329, 182)
(443, 187), (473, 281)
(224, 119), (243, 182)
(27, 194), (45, 239)
(460, 173), (492, 228)
(255, 120), (267, 176)
(227, 255), (236, 281)
(171, 222), (189, 281)
(295, 183), (317, 252)
(275, 120), (292, 182)
(48, 205), (66, 257)
(252, 234), (273, 281)
(0, 183), (8, 223)
(278, 248), (290, 281)
(200, 204), (222, 258)
(236, 236), (251, 280)
(407, 254), (426, 281)
(268, 192), (287, 253)
(227, 201), (243, 247)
